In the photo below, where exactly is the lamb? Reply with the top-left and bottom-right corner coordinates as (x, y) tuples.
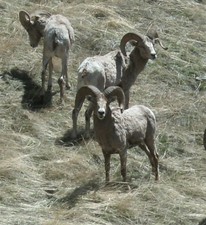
(19, 10), (75, 102)
(72, 85), (159, 182)
(72, 29), (167, 138)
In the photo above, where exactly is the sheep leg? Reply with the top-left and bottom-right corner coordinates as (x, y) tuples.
(85, 102), (94, 138)
(41, 56), (50, 96)
(72, 94), (86, 139)
(139, 142), (159, 181)
(124, 90), (130, 109)
(57, 56), (68, 102)
(119, 151), (127, 182)
(71, 108), (78, 138)
(72, 99), (85, 138)
(62, 55), (70, 90)
(103, 152), (111, 182)
(146, 141), (159, 181)
(47, 58), (53, 92)
(58, 76), (65, 102)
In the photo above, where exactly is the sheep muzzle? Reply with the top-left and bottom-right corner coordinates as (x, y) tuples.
(150, 53), (157, 60)
(97, 108), (106, 120)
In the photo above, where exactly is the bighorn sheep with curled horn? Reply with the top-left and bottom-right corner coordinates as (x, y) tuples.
(73, 85), (159, 182)
(19, 10), (75, 102)
(72, 29), (167, 138)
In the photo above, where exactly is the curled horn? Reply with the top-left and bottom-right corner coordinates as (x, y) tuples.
(19, 11), (31, 30)
(104, 86), (125, 112)
(147, 29), (168, 50)
(120, 32), (144, 56)
(75, 85), (102, 111)
(154, 38), (168, 50)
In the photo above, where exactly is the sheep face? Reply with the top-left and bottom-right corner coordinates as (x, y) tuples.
(91, 94), (108, 120)
(137, 37), (157, 60)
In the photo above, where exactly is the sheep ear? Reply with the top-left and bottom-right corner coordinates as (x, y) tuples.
(19, 11), (32, 29)
(87, 95), (96, 103)
(107, 96), (117, 104)
(34, 15), (40, 22)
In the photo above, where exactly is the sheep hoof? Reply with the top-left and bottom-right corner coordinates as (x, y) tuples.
(66, 83), (71, 90)
(57, 98), (65, 106)
(47, 85), (52, 92)
(84, 133), (91, 139)
(71, 133), (77, 139)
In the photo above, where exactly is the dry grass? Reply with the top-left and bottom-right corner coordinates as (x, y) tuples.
(0, 0), (206, 224)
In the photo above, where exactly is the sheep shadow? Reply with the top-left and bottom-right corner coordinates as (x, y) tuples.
(4, 68), (54, 110)
(57, 178), (100, 209)
(56, 179), (135, 209)
(55, 127), (95, 147)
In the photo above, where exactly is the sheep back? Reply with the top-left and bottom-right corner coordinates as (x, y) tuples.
(43, 15), (74, 56)
(123, 105), (156, 146)
(77, 58), (106, 91)
(77, 50), (123, 91)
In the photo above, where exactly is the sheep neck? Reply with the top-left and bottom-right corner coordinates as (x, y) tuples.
(120, 49), (148, 91)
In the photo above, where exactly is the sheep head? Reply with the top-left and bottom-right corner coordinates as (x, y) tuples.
(146, 29), (168, 50)
(120, 31), (167, 60)
(75, 85), (125, 120)
(19, 10), (51, 48)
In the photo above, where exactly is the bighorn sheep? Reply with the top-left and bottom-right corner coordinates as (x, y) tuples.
(72, 85), (159, 182)
(72, 30), (167, 138)
(19, 10), (75, 102)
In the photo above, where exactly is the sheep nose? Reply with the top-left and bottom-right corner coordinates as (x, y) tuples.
(98, 109), (105, 119)
(150, 54), (157, 60)
(30, 43), (37, 48)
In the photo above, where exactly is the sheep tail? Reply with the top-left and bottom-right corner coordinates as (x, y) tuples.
(52, 32), (60, 50)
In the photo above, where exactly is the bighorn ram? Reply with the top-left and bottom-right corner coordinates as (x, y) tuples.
(72, 30), (167, 138)
(19, 10), (75, 102)
(72, 85), (159, 182)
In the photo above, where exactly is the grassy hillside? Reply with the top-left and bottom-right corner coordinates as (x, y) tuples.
(0, 0), (206, 224)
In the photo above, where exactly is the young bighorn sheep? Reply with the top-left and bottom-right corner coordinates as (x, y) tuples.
(72, 30), (167, 138)
(19, 10), (75, 102)
(72, 85), (159, 182)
